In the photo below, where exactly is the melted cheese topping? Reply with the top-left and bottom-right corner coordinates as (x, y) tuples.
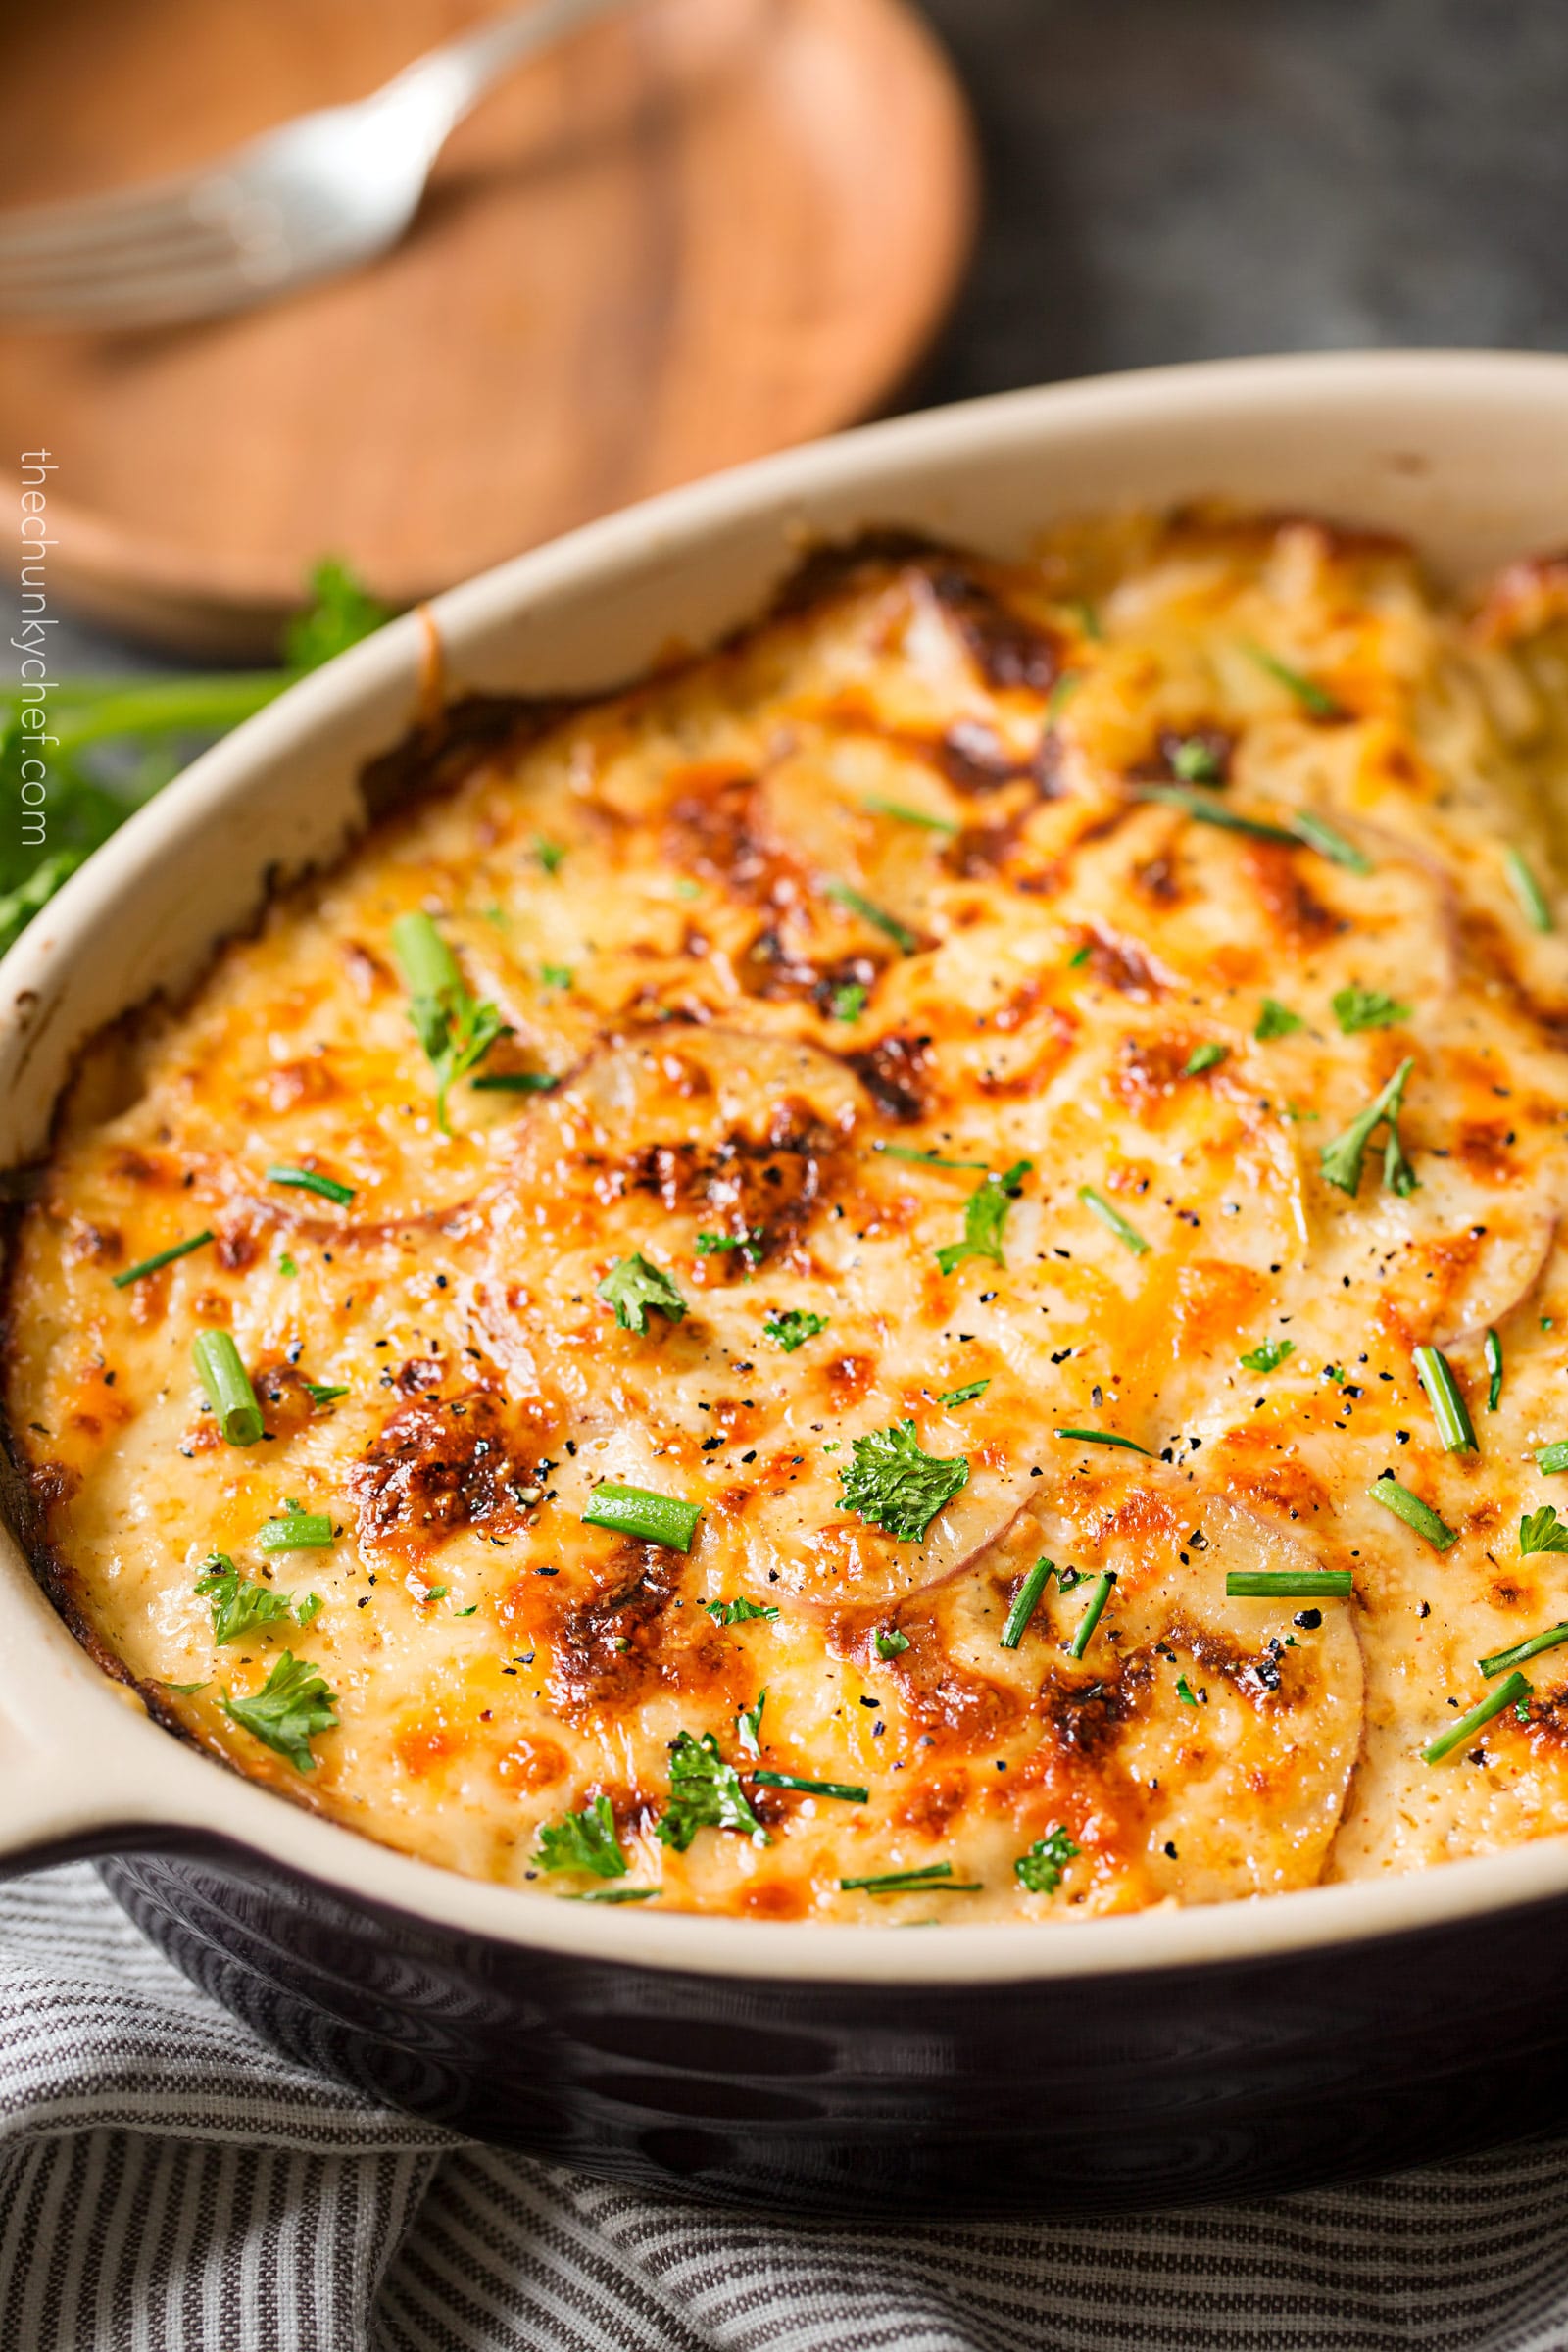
(12, 514), (1568, 1924)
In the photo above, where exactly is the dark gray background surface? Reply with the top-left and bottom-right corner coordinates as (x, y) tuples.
(54, 0), (1568, 666)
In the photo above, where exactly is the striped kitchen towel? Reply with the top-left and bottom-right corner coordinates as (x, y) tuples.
(4, 1862), (1568, 2352)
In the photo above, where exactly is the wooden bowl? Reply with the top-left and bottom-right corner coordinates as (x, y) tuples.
(0, 0), (975, 654)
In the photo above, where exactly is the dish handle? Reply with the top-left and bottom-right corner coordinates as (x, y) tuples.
(0, 1656), (193, 1881)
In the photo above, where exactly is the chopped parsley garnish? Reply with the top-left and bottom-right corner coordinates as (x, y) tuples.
(838, 1419), (969, 1542)
(1254, 998), (1304, 1041)
(1369, 1473), (1457, 1551)
(533, 835), (566, 876)
(1067, 941), (1093, 967)
(192, 1329), (264, 1446)
(222, 1650), (339, 1773)
(821, 879), (919, 955)
(1485, 1328), (1503, 1414)
(304, 1380), (348, 1408)
(277, 1253), (299, 1279)
(1138, 784), (1298, 844)
(390, 910), (507, 1131)
(656, 1731), (768, 1851)
(1066, 1571), (1115, 1659)
(1183, 1042), (1227, 1076)
(763, 1307), (828, 1352)
(1319, 1057), (1417, 1197)
(1168, 737), (1223, 784)
(1066, 598), (1102, 640)
(565, 1886), (660, 1903)
(161, 1680), (210, 1696)
(1225, 1570), (1352, 1598)
(703, 1597), (779, 1626)
(840, 1863), (980, 1894)
(598, 1252), (687, 1334)
(539, 963), (573, 991)
(1243, 640), (1344, 718)
(1239, 1338), (1295, 1373)
(751, 1771), (868, 1802)
(265, 1164), (355, 1205)
(1001, 1556), (1054, 1649)
(875, 1144), (990, 1170)
(1421, 1671), (1531, 1765)
(257, 1510), (335, 1553)
(470, 1071), (559, 1093)
(295, 1593), (323, 1628)
(1291, 811), (1372, 873)
(581, 1483), (702, 1552)
(860, 794), (956, 833)
(1014, 1825), (1079, 1892)
(874, 1627), (910, 1659)
(935, 1159), (1032, 1276)
(196, 1552), (297, 1645)
(1537, 1441), (1568, 1476)
(829, 981), (867, 1022)
(1332, 987), (1411, 1035)
(1479, 1623), (1568, 1678)
(697, 1227), (766, 1266)
(1054, 1426), (1152, 1455)
(1412, 1345), (1477, 1453)
(111, 1230), (214, 1290)
(1520, 1505), (1568, 1556)
(1505, 847), (1553, 934)
(534, 1793), (627, 1879)
(939, 1379), (991, 1406)
(1077, 1185), (1151, 1255)
(1175, 1675), (1200, 1706)
(736, 1689), (766, 1756)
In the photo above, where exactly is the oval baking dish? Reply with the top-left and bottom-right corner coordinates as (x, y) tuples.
(6, 351), (1568, 2215)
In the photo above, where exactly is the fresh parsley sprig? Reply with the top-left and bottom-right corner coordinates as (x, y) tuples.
(656, 1731), (768, 1851)
(391, 911), (508, 1131)
(598, 1254), (687, 1334)
(1319, 1058), (1418, 1197)
(935, 1159), (1032, 1276)
(838, 1419), (969, 1542)
(1014, 1825), (1079, 1893)
(535, 1794), (628, 1879)
(222, 1651), (339, 1773)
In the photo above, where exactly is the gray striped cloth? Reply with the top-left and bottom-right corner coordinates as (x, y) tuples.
(4, 1865), (1568, 2351)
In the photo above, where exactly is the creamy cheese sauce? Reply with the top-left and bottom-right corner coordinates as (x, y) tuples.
(11, 513), (1568, 1922)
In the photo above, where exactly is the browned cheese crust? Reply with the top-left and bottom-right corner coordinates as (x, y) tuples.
(11, 512), (1568, 1922)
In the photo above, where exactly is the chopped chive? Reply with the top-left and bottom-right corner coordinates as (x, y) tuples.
(391, 909), (507, 1129)
(1066, 1570), (1116, 1660)
(1077, 1185), (1151, 1255)
(822, 880), (919, 955)
(192, 1330), (264, 1446)
(860, 795), (956, 833)
(1290, 811), (1372, 873)
(1485, 1328), (1503, 1414)
(565, 1886), (661, 1903)
(1505, 847), (1553, 934)
(1049, 671), (1084, 717)
(1067, 942), (1093, 967)
(112, 1230), (214, 1289)
(1001, 1556), (1054, 1650)
(839, 1863), (980, 1894)
(1412, 1345), (1477, 1453)
(1138, 785), (1298, 845)
(1176, 1675), (1200, 1705)
(471, 1072), (559, 1093)
(750, 1772), (869, 1802)
(161, 1680), (210, 1696)
(581, 1482), (702, 1551)
(1536, 1441), (1568, 1475)
(1054, 1426), (1152, 1455)
(1182, 1042), (1227, 1076)
(1478, 1623), (1568, 1678)
(874, 1144), (990, 1170)
(257, 1512), (335, 1553)
(1421, 1670), (1531, 1764)
(940, 1379), (991, 1405)
(1244, 641), (1344, 718)
(1065, 598), (1102, 640)
(1369, 1474), (1458, 1551)
(265, 1165), (355, 1206)
(1225, 1570), (1353, 1598)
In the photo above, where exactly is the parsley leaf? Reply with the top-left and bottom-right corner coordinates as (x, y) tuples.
(1255, 998), (1304, 1040)
(282, 558), (392, 670)
(697, 1227), (766, 1266)
(534, 1793), (627, 1879)
(196, 1552), (296, 1646)
(736, 1689), (767, 1757)
(829, 981), (868, 1022)
(1521, 1506), (1568, 1556)
(1332, 986), (1412, 1034)
(874, 1627), (910, 1659)
(1239, 1338), (1295, 1374)
(390, 911), (508, 1131)
(1183, 1042), (1226, 1076)
(598, 1253), (687, 1334)
(304, 1380), (349, 1408)
(1168, 737), (1223, 784)
(1319, 1057), (1418, 1197)
(222, 1651), (339, 1773)
(533, 835), (566, 876)
(1176, 1675), (1200, 1705)
(703, 1597), (780, 1626)
(1014, 1824), (1079, 1893)
(839, 1418), (969, 1542)
(655, 1731), (769, 1851)
(763, 1307), (828, 1352)
(939, 1379), (991, 1406)
(935, 1159), (1031, 1276)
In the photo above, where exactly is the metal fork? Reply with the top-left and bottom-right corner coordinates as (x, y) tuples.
(0, 0), (639, 331)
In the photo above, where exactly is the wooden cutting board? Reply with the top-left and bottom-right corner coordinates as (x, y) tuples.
(0, 0), (975, 655)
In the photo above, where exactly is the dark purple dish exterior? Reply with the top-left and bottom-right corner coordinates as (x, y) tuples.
(86, 1842), (1568, 2214)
